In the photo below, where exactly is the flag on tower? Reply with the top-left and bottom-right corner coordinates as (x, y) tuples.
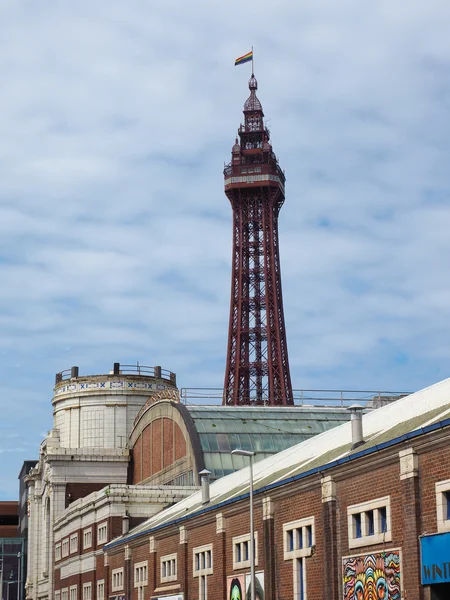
(235, 50), (253, 66)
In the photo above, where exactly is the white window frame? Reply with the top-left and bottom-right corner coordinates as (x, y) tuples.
(69, 585), (77, 600)
(96, 580), (105, 600)
(160, 553), (177, 583)
(97, 522), (108, 545)
(283, 517), (315, 600)
(134, 560), (148, 586)
(69, 533), (78, 554)
(61, 588), (68, 600)
(55, 543), (62, 561)
(55, 591), (61, 600)
(436, 479), (450, 532)
(232, 532), (258, 570)
(62, 539), (69, 558)
(83, 527), (93, 550)
(193, 544), (213, 600)
(112, 567), (124, 592)
(82, 582), (92, 600)
(347, 496), (392, 548)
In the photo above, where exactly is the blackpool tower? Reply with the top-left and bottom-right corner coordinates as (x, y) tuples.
(223, 74), (294, 406)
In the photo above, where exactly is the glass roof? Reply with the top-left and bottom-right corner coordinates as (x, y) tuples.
(186, 405), (350, 479)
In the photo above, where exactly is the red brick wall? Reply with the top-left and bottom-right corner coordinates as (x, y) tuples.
(142, 424), (151, 480)
(65, 482), (109, 507)
(78, 432), (450, 600)
(131, 417), (187, 484)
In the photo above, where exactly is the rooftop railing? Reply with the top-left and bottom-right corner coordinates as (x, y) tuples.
(179, 388), (410, 408)
(55, 363), (176, 385)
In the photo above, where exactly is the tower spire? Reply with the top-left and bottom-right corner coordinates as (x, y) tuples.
(223, 78), (293, 406)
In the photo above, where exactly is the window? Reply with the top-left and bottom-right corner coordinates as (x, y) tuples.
(62, 589), (68, 600)
(62, 539), (69, 558)
(83, 527), (92, 549)
(347, 497), (391, 548)
(55, 591), (61, 600)
(112, 568), (124, 592)
(134, 561), (148, 586)
(283, 517), (315, 559)
(69, 585), (77, 600)
(161, 553), (177, 583)
(70, 533), (78, 554)
(283, 517), (315, 600)
(96, 580), (105, 600)
(193, 544), (213, 600)
(55, 543), (62, 561)
(436, 480), (450, 532)
(82, 583), (92, 600)
(97, 522), (108, 545)
(232, 533), (258, 570)
(134, 561), (148, 600)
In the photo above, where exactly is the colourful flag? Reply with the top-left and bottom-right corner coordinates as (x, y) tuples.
(235, 50), (253, 66)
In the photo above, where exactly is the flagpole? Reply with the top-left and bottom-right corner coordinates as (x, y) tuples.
(252, 46), (254, 75)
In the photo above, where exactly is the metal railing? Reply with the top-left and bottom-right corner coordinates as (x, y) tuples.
(55, 363), (176, 385)
(179, 388), (410, 407)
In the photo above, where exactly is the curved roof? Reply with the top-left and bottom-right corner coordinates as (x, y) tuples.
(183, 405), (351, 479)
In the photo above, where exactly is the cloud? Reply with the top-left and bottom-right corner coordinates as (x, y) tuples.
(1, 0), (450, 497)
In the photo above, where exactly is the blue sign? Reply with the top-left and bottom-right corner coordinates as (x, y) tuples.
(421, 532), (450, 584)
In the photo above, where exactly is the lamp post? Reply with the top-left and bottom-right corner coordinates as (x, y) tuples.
(231, 448), (255, 600)
(17, 553), (21, 600)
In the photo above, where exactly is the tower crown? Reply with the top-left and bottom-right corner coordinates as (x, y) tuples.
(244, 74), (263, 113)
(224, 75), (285, 199)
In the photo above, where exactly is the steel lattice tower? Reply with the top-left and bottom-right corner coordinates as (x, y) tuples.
(223, 74), (293, 406)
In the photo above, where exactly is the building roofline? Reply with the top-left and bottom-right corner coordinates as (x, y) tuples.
(104, 414), (450, 550)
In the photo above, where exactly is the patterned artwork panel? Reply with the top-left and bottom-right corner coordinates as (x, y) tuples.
(343, 549), (401, 600)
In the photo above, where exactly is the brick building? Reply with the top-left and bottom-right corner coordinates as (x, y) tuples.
(74, 376), (450, 600)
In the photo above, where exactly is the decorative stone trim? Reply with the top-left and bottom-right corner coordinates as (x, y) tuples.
(149, 536), (156, 553)
(125, 545), (131, 561)
(399, 448), (419, 480)
(179, 526), (188, 544)
(216, 513), (226, 534)
(263, 496), (274, 519)
(321, 475), (336, 503)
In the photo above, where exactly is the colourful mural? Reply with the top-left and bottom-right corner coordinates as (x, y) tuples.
(227, 572), (264, 600)
(227, 575), (245, 600)
(343, 549), (401, 600)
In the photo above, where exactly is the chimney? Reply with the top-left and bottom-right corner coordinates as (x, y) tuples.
(122, 513), (130, 535)
(199, 469), (212, 505)
(348, 404), (365, 449)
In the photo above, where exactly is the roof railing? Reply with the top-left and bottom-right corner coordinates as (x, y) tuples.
(179, 388), (410, 408)
(55, 363), (176, 386)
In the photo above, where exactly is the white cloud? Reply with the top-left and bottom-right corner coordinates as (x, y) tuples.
(1, 0), (450, 497)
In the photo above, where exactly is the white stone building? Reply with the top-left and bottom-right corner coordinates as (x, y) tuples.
(25, 363), (182, 600)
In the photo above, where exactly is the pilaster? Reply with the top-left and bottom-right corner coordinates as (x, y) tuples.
(321, 476), (339, 599)
(399, 448), (424, 600)
(179, 526), (188, 598)
(262, 497), (276, 600)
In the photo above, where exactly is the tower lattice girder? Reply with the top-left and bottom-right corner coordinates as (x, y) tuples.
(223, 75), (293, 406)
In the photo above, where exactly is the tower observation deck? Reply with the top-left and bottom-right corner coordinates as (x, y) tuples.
(223, 75), (293, 406)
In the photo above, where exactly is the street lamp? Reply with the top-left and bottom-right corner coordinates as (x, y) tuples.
(231, 448), (255, 600)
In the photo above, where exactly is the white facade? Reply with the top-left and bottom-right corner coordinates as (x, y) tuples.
(25, 367), (178, 600)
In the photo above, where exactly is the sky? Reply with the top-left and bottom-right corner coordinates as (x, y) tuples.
(1, 0), (450, 499)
